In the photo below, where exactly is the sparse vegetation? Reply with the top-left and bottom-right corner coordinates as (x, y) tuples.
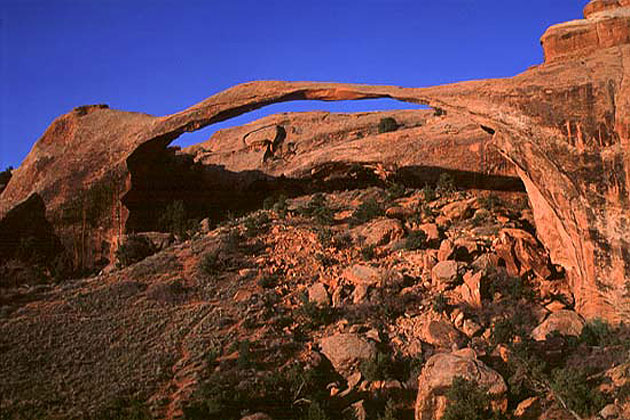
(433, 292), (448, 313)
(441, 377), (507, 420)
(436, 173), (456, 195)
(360, 351), (395, 382)
(159, 200), (190, 237)
(299, 193), (334, 225)
(351, 198), (383, 226)
(550, 367), (607, 418)
(405, 230), (428, 250)
(361, 244), (376, 260)
(378, 117), (399, 134)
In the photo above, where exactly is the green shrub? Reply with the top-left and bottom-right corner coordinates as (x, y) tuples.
(301, 402), (330, 420)
(491, 318), (516, 346)
(422, 184), (436, 202)
(434, 107), (446, 117)
(361, 244), (376, 261)
(386, 182), (407, 200)
(436, 173), (456, 195)
(159, 200), (188, 236)
(550, 367), (607, 417)
(351, 198), (383, 226)
(378, 117), (399, 134)
(433, 293), (448, 313)
(579, 318), (615, 347)
(360, 351), (394, 382)
(377, 399), (398, 420)
(299, 194), (334, 225)
(257, 274), (278, 289)
(0, 166), (13, 186)
(296, 293), (336, 328)
(332, 232), (353, 250)
(116, 235), (156, 268)
(478, 194), (503, 211)
(199, 251), (223, 275)
(441, 377), (507, 420)
(405, 230), (428, 251)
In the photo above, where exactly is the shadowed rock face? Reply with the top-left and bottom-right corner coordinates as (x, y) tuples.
(1, 0), (629, 321)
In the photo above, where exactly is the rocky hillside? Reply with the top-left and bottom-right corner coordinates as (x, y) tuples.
(2, 184), (629, 420)
(1, 1), (630, 419)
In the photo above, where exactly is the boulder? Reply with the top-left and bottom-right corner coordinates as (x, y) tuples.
(439, 199), (474, 222)
(431, 261), (462, 290)
(415, 349), (507, 420)
(457, 270), (483, 308)
(308, 283), (330, 306)
(495, 228), (551, 280)
(437, 239), (455, 262)
(385, 206), (415, 219)
(514, 397), (542, 420)
(421, 319), (467, 349)
(531, 310), (585, 341)
(351, 218), (404, 246)
(418, 223), (440, 242)
(343, 264), (383, 286)
(320, 334), (376, 377)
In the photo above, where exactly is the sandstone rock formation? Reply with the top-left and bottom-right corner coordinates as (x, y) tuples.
(415, 349), (507, 420)
(1, 0), (629, 322)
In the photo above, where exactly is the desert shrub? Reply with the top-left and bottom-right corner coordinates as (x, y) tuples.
(436, 173), (456, 195)
(264, 194), (290, 218)
(386, 182), (407, 200)
(422, 184), (436, 202)
(332, 232), (353, 250)
(244, 212), (271, 237)
(296, 293), (336, 328)
(116, 235), (156, 268)
(159, 200), (188, 236)
(471, 209), (492, 227)
(199, 251), (223, 276)
(301, 402), (330, 420)
(237, 340), (252, 368)
(433, 107), (446, 117)
(579, 318), (615, 347)
(491, 318), (516, 346)
(361, 244), (376, 261)
(441, 377), (507, 420)
(378, 117), (399, 134)
(377, 399), (398, 420)
(433, 293), (448, 313)
(405, 230), (428, 251)
(351, 198), (383, 226)
(360, 351), (395, 382)
(478, 194), (503, 211)
(91, 397), (152, 420)
(299, 194), (334, 225)
(550, 367), (607, 417)
(257, 273), (278, 289)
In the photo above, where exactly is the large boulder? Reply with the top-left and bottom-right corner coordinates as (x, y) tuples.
(415, 348), (507, 420)
(431, 261), (463, 290)
(320, 333), (376, 377)
(351, 218), (404, 246)
(531, 310), (585, 341)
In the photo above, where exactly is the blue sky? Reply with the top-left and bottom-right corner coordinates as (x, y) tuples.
(0, 0), (589, 169)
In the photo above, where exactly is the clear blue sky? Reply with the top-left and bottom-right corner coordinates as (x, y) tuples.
(0, 0), (588, 169)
